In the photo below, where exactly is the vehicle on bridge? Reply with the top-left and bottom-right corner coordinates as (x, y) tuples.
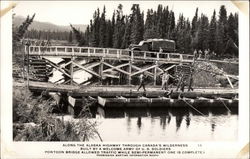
(129, 39), (176, 53)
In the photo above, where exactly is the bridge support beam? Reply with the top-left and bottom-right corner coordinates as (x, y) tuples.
(128, 61), (132, 85)
(70, 57), (74, 85)
(99, 59), (104, 84)
(154, 62), (158, 86)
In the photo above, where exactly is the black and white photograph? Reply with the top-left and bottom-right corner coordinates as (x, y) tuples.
(1, 0), (249, 158)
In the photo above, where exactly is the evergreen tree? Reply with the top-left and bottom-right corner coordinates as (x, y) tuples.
(130, 4), (144, 44)
(216, 5), (228, 55)
(13, 13), (36, 42)
(144, 9), (158, 39)
(197, 14), (209, 50)
(176, 14), (185, 52)
(191, 8), (199, 37)
(122, 16), (131, 48)
(113, 4), (125, 48)
(99, 6), (106, 47)
(68, 31), (73, 43)
(191, 8), (199, 49)
(169, 11), (175, 39)
(209, 10), (217, 52)
(226, 13), (238, 56)
(70, 24), (85, 46)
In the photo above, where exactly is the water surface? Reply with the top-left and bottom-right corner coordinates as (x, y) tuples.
(91, 107), (238, 141)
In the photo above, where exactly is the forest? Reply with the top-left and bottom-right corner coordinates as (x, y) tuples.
(22, 4), (239, 57)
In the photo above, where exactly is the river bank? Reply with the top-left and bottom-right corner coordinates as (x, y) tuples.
(13, 78), (100, 141)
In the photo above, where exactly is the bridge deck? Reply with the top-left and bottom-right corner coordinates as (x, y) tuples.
(27, 46), (194, 63)
(16, 81), (238, 99)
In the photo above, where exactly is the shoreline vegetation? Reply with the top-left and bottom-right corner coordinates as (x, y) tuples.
(13, 81), (101, 141)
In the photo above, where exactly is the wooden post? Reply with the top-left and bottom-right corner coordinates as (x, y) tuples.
(99, 58), (103, 84)
(154, 62), (157, 86)
(70, 57), (74, 85)
(128, 61), (132, 85)
(27, 44), (30, 88)
(226, 75), (234, 89)
(88, 48), (90, 56)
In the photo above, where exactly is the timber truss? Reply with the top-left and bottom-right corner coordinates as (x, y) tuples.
(39, 57), (179, 86)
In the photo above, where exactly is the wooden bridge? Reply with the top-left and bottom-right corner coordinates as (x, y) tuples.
(26, 45), (195, 85)
(21, 45), (238, 112)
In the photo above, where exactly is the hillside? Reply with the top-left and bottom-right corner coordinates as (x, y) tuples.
(13, 16), (87, 32)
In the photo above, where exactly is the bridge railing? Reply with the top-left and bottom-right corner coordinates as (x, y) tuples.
(28, 45), (194, 62)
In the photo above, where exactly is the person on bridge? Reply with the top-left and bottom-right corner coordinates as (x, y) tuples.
(188, 68), (194, 91)
(161, 70), (174, 91)
(193, 49), (198, 60)
(137, 72), (147, 92)
(198, 50), (202, 59)
(159, 47), (163, 53)
(176, 73), (185, 92)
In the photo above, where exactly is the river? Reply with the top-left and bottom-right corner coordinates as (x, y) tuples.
(91, 106), (238, 141)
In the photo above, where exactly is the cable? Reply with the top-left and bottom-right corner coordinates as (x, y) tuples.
(219, 98), (231, 113)
(182, 98), (205, 116)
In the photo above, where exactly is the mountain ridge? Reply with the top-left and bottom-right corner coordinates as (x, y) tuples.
(13, 16), (87, 32)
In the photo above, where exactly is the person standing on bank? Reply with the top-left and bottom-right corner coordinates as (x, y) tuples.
(137, 72), (147, 92)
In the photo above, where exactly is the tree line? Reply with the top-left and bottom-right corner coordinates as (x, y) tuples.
(24, 29), (72, 41)
(71, 4), (238, 57)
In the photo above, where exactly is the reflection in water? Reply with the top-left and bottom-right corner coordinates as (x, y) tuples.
(137, 117), (142, 134)
(175, 116), (183, 132)
(160, 116), (166, 130)
(92, 106), (238, 141)
(126, 115), (132, 133)
(185, 114), (191, 128)
(211, 123), (216, 132)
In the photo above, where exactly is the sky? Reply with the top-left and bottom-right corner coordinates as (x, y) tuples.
(13, 1), (239, 26)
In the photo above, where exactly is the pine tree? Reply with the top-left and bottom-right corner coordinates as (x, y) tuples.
(122, 16), (131, 48)
(144, 9), (158, 39)
(13, 13), (36, 42)
(209, 10), (217, 52)
(226, 13), (238, 56)
(176, 14), (185, 52)
(216, 5), (228, 56)
(105, 20), (113, 48)
(68, 31), (73, 43)
(99, 6), (106, 47)
(70, 24), (85, 46)
(130, 4), (144, 44)
(113, 4), (125, 48)
(197, 14), (209, 50)
(191, 8), (199, 37)
(169, 11), (175, 39)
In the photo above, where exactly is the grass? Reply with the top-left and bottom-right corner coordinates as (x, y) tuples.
(13, 82), (99, 141)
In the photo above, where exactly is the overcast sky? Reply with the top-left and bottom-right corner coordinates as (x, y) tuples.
(13, 1), (239, 26)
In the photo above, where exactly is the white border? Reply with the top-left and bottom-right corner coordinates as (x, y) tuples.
(1, 1), (249, 158)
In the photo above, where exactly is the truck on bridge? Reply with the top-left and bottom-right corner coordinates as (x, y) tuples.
(129, 39), (176, 53)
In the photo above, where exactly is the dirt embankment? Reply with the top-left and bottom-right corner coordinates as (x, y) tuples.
(193, 61), (238, 88)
